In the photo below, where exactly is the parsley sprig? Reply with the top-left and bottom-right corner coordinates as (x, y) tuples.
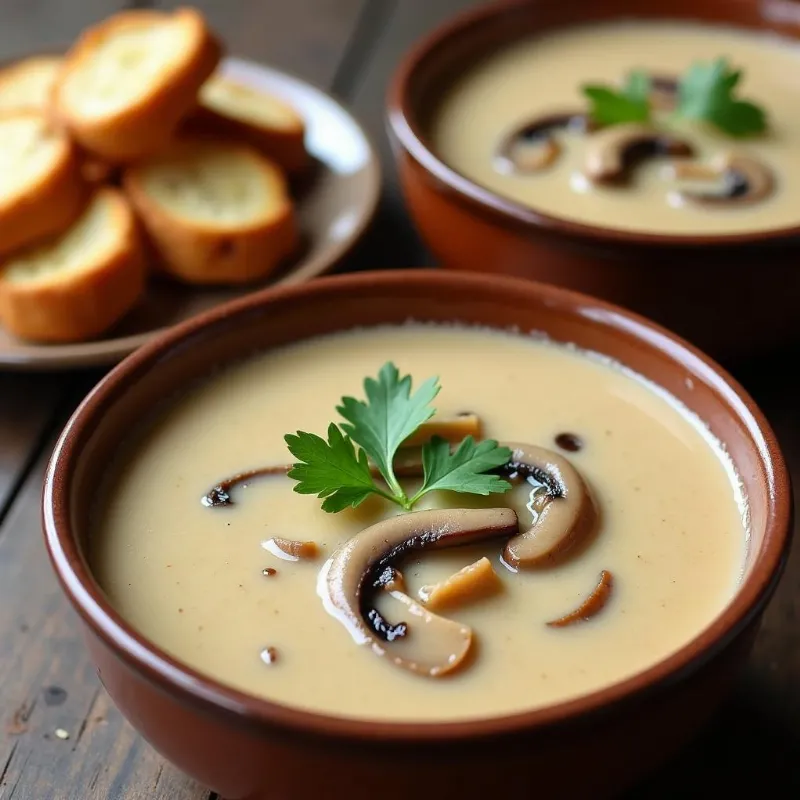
(284, 363), (512, 513)
(582, 58), (767, 138)
(676, 59), (766, 137)
(583, 69), (651, 126)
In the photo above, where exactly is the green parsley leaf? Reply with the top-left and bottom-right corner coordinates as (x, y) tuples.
(583, 70), (651, 126)
(410, 436), (513, 506)
(337, 362), (439, 505)
(676, 57), (766, 137)
(285, 423), (383, 513)
(285, 364), (515, 514)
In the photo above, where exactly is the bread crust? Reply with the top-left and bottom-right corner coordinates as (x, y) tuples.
(186, 75), (308, 173)
(123, 140), (299, 285)
(53, 7), (222, 162)
(0, 56), (62, 112)
(0, 110), (87, 256)
(0, 188), (146, 342)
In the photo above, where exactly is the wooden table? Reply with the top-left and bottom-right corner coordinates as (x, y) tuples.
(0, 1), (798, 797)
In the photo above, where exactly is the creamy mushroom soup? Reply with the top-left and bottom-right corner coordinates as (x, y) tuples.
(92, 324), (747, 722)
(431, 21), (800, 235)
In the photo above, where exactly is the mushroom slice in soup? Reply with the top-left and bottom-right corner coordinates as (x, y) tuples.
(496, 112), (595, 173)
(547, 570), (614, 627)
(380, 589), (475, 677)
(201, 464), (291, 507)
(498, 443), (597, 569)
(584, 123), (694, 184)
(391, 440), (595, 570)
(667, 152), (775, 207)
(318, 507), (519, 677)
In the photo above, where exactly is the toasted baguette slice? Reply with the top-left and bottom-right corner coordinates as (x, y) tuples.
(0, 56), (62, 112)
(123, 139), (299, 285)
(0, 188), (145, 342)
(53, 7), (222, 161)
(188, 74), (308, 173)
(0, 110), (87, 255)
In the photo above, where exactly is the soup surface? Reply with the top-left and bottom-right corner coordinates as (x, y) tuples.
(431, 20), (800, 235)
(92, 325), (746, 722)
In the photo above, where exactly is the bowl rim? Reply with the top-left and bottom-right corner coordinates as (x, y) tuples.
(43, 269), (792, 745)
(386, 0), (800, 248)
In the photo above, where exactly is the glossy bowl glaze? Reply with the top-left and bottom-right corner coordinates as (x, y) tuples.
(387, 0), (800, 360)
(44, 271), (791, 800)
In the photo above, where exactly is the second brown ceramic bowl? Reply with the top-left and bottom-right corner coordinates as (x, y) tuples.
(43, 271), (791, 799)
(387, 0), (800, 360)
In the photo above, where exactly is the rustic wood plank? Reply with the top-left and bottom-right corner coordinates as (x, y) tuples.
(0, 2), (374, 798)
(155, 0), (366, 87)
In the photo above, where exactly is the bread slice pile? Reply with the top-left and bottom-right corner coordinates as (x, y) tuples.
(0, 6), (306, 344)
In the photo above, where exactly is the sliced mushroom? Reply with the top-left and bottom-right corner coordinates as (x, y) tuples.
(201, 465), (291, 507)
(498, 443), (597, 569)
(263, 537), (319, 562)
(318, 507), (519, 676)
(391, 440), (595, 570)
(584, 123), (693, 184)
(496, 112), (595, 174)
(667, 152), (774, 207)
(402, 412), (482, 448)
(382, 588), (476, 677)
(547, 570), (614, 627)
(419, 556), (502, 612)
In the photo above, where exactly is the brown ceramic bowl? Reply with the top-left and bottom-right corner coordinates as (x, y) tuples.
(43, 270), (791, 800)
(387, 0), (800, 360)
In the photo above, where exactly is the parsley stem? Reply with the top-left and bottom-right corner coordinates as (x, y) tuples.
(382, 465), (410, 510)
(373, 487), (408, 509)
